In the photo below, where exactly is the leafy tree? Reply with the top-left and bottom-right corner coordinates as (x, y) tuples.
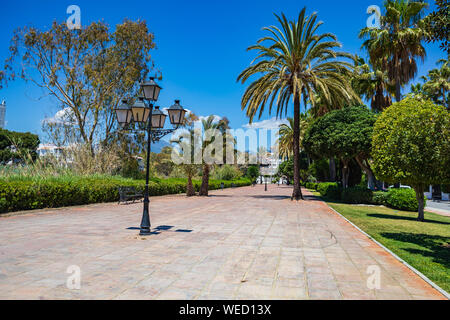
(2, 20), (156, 152)
(246, 165), (260, 181)
(359, 0), (428, 102)
(152, 146), (174, 177)
(303, 106), (378, 189)
(423, 0), (449, 52)
(237, 8), (356, 200)
(0, 129), (40, 164)
(277, 153), (309, 183)
(372, 98), (450, 221)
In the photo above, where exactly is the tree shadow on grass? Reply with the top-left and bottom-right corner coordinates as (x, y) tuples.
(380, 232), (450, 269)
(367, 213), (450, 225)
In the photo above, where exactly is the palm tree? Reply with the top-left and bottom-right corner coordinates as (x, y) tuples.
(171, 129), (200, 197)
(237, 8), (355, 200)
(351, 55), (394, 112)
(359, 0), (428, 102)
(170, 113), (201, 197)
(199, 115), (233, 196)
(277, 114), (310, 159)
(422, 59), (449, 109)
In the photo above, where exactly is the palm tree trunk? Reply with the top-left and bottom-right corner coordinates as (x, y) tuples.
(186, 174), (195, 197)
(199, 164), (210, 196)
(292, 94), (304, 200)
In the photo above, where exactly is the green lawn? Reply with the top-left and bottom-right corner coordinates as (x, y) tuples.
(312, 191), (450, 293)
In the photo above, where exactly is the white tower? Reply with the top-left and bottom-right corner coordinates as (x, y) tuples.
(0, 100), (5, 129)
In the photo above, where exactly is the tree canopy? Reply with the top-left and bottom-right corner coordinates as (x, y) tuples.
(2, 20), (156, 151)
(372, 97), (450, 221)
(0, 129), (40, 164)
(303, 105), (377, 188)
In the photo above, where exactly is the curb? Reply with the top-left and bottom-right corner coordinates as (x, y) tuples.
(326, 203), (450, 300)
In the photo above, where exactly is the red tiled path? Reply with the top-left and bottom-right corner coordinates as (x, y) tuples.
(0, 185), (446, 300)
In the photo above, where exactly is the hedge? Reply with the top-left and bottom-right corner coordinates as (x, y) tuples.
(0, 176), (252, 214)
(341, 186), (373, 204)
(317, 182), (342, 200)
(384, 188), (426, 212)
(314, 182), (424, 212)
(305, 182), (318, 190)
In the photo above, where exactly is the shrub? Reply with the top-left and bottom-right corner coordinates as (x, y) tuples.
(213, 165), (242, 181)
(341, 186), (373, 204)
(371, 191), (387, 205)
(385, 188), (426, 212)
(317, 182), (342, 200)
(305, 182), (318, 190)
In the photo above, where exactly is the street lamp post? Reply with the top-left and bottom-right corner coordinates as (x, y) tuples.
(115, 77), (186, 236)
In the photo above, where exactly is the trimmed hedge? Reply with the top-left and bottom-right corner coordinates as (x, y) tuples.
(317, 182), (342, 200)
(0, 176), (251, 214)
(305, 182), (318, 190)
(384, 188), (426, 212)
(341, 186), (373, 204)
(314, 182), (423, 212)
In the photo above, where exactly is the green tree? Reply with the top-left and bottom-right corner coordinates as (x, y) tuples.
(423, 0), (449, 52)
(372, 98), (450, 221)
(303, 106), (377, 189)
(2, 20), (155, 152)
(237, 8), (356, 200)
(246, 165), (260, 182)
(359, 0), (428, 102)
(0, 129), (40, 164)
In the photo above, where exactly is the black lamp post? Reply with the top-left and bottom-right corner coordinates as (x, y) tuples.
(115, 77), (186, 236)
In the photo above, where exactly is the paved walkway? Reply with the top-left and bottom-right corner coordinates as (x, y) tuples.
(0, 185), (446, 300)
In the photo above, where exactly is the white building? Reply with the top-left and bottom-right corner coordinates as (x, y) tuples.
(37, 144), (65, 158)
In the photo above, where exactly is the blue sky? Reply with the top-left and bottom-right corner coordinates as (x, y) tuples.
(0, 0), (446, 139)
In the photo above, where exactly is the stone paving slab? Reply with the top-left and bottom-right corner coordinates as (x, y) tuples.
(0, 185), (446, 300)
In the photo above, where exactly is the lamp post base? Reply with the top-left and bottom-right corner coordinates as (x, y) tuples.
(139, 228), (152, 236)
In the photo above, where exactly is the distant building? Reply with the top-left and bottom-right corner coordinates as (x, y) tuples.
(37, 144), (65, 158)
(0, 100), (6, 129)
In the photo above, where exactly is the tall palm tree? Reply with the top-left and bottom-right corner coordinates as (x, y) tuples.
(237, 9), (355, 200)
(359, 0), (428, 102)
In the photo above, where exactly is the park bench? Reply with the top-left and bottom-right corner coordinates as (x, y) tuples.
(118, 186), (143, 204)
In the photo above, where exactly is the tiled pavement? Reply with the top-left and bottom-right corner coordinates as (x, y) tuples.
(0, 185), (446, 300)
